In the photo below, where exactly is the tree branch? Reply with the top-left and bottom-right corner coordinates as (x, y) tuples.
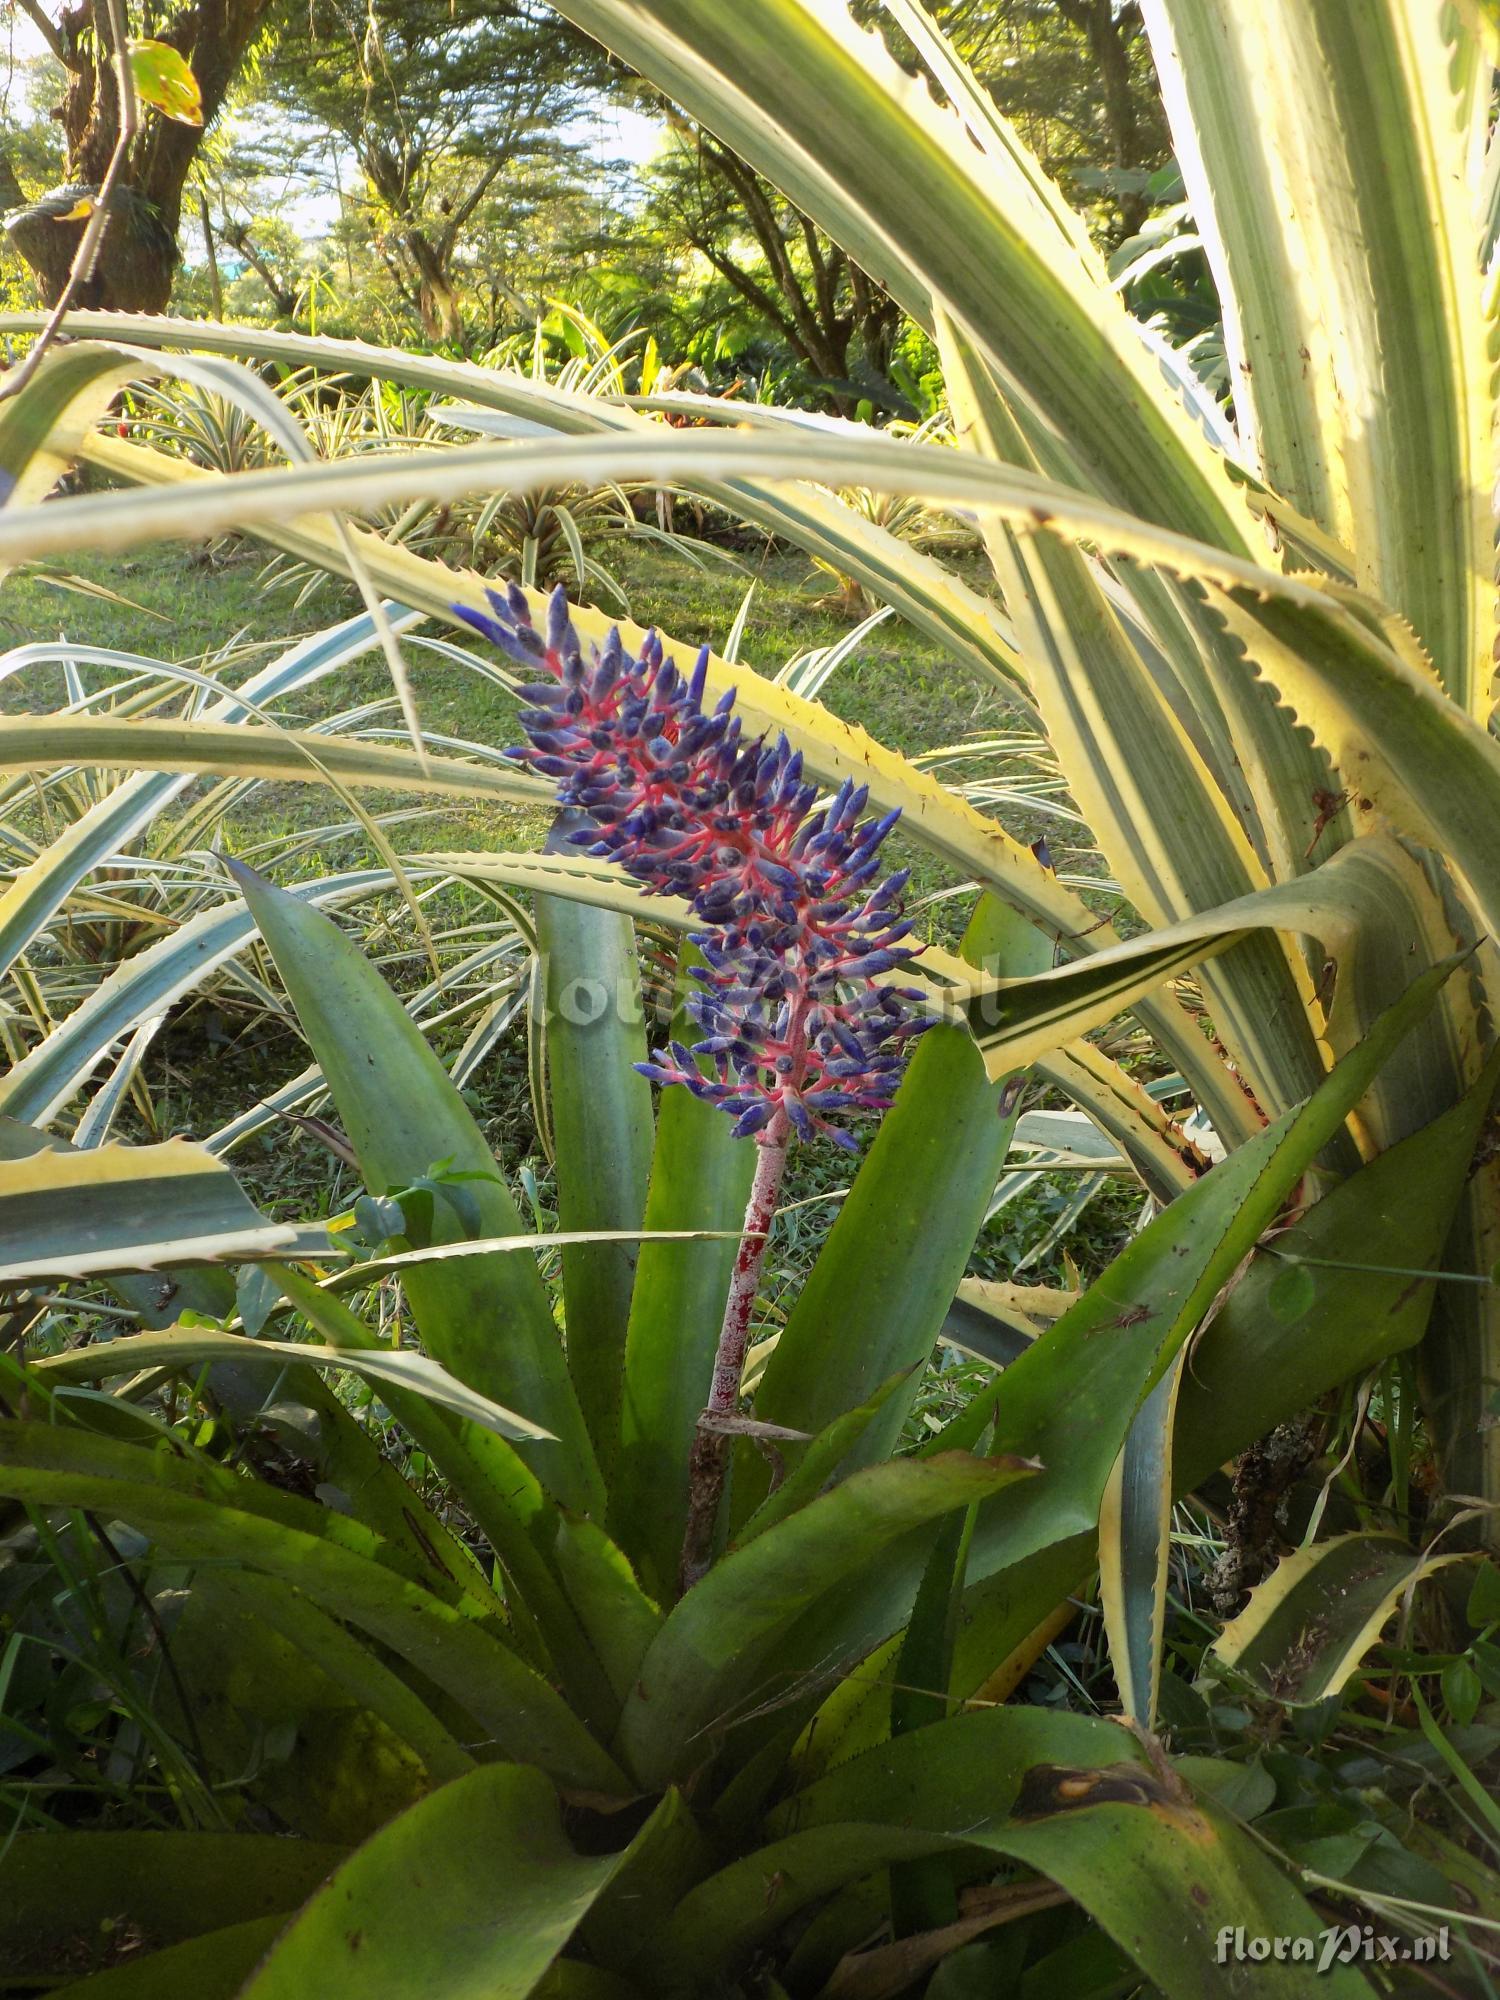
(373, 238), (420, 317)
(702, 137), (834, 369)
(689, 230), (804, 354)
(439, 153), (508, 259)
(0, 0), (135, 400)
(15, 0), (73, 69)
(196, 185), (224, 318)
(799, 212), (845, 352)
(220, 221), (297, 317)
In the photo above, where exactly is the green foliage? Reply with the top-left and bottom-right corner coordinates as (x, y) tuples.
(0, 883), (1485, 1993)
(258, 0), (613, 347)
(3, 0), (1500, 1988)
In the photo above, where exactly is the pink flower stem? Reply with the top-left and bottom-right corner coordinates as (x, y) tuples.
(678, 1106), (791, 1593)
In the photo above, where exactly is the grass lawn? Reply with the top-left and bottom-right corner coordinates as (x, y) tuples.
(3, 531), (1139, 1303)
(7, 534), (1081, 859)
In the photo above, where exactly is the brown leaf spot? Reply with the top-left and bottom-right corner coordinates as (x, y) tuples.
(1011, 1763), (1163, 1818)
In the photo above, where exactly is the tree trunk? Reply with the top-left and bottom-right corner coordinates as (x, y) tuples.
(196, 188), (224, 318)
(401, 226), (465, 346)
(850, 264), (901, 387)
(360, 138), (469, 347)
(3, 0), (270, 312)
(1059, 0), (1151, 237)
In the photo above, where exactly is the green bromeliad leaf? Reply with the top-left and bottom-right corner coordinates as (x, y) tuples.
(532, 816), (655, 1481)
(0, 1833), (340, 1986)
(610, 959), (1463, 1800)
(48, 1920), (286, 1999)
(611, 942), (756, 1602)
(265, 1261), (630, 1737)
(530, 0), (1261, 555)
(165, 1567), (475, 1812)
(731, 1369), (919, 1551)
(0, 340), (155, 513)
(1213, 1533), (1475, 1707)
(0, 312), (1031, 700)
(1174, 1046), (1500, 1480)
(1099, 1349), (1187, 1732)
(0, 1420), (627, 1797)
(942, 1041), (1500, 1712)
(0, 1133), (299, 1280)
(31, 1327), (556, 1443)
(228, 861), (602, 1515)
(0, 713), (542, 806)
(746, 1024), (1013, 1498)
(947, 957), (1458, 1586)
(238, 1765), (650, 1999)
(939, 308), (1330, 1128)
(614, 1451), (1039, 1787)
(666, 1709), (1374, 1998)
(1144, 0), (1496, 718)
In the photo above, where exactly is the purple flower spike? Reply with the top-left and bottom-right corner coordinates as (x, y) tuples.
(467, 582), (933, 1147)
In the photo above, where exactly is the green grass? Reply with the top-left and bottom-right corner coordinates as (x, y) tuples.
(6, 544), (302, 659)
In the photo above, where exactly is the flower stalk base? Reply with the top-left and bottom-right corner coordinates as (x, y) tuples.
(678, 1111), (791, 1592)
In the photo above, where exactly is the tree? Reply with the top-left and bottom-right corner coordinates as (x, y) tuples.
(641, 117), (901, 410)
(3, 0), (272, 310)
(932, 0), (1170, 240)
(264, 0), (613, 347)
(615, 3), (1169, 412)
(182, 115), (363, 327)
(0, 59), (63, 303)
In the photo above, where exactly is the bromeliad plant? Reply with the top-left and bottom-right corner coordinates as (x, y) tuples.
(0, 604), (1492, 1996)
(0, 764), (1480, 1999)
(466, 580), (934, 1586)
(5, 0), (1500, 1988)
(33, 0), (1485, 1521)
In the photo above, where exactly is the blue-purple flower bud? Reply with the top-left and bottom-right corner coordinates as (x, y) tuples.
(464, 582), (933, 1145)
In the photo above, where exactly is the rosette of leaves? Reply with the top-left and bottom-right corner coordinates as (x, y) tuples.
(0, 836), (1479, 1995)
(4, 0), (1500, 1984)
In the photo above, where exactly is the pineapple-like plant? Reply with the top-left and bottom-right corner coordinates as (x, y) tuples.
(3, 1), (1500, 1992)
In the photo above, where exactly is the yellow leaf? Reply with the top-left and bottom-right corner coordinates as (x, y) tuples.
(127, 39), (204, 126)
